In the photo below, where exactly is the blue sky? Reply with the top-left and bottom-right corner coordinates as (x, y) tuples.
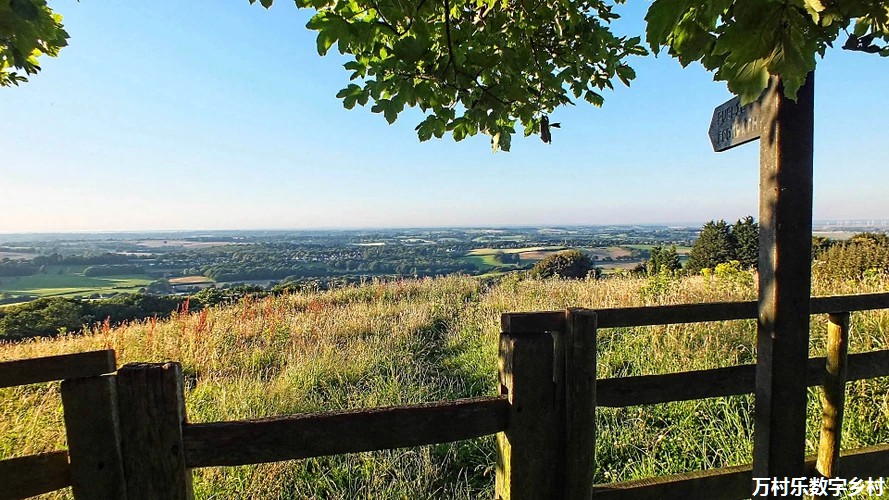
(1, 1), (886, 232)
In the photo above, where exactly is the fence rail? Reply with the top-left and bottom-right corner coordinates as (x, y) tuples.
(597, 349), (889, 407)
(0, 349), (115, 388)
(592, 443), (889, 500)
(0, 451), (71, 499)
(2, 292), (889, 499)
(502, 292), (889, 332)
(183, 396), (509, 467)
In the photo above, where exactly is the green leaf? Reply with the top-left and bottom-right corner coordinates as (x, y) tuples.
(384, 107), (398, 124)
(10, 0), (39, 20)
(645, 0), (692, 54)
(727, 59), (770, 104)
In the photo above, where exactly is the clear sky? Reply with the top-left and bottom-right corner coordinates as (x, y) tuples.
(1, 1), (886, 232)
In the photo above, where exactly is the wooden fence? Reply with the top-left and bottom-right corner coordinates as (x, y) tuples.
(2, 292), (889, 499)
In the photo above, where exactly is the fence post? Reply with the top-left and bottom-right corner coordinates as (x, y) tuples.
(565, 309), (597, 500)
(753, 74), (815, 494)
(61, 374), (127, 499)
(117, 363), (194, 500)
(496, 313), (562, 500)
(816, 312), (850, 495)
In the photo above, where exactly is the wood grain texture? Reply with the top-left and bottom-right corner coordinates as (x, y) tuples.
(183, 396), (509, 468)
(61, 374), (127, 500)
(0, 350), (115, 388)
(816, 312), (850, 492)
(117, 363), (193, 500)
(496, 332), (560, 500)
(754, 73), (815, 486)
(0, 451), (71, 499)
(502, 311), (565, 334)
(565, 309), (597, 500)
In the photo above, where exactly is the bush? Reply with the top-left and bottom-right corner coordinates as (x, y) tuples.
(529, 249), (598, 279)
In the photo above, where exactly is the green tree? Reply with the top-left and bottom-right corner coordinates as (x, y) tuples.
(0, 0), (69, 86)
(646, 244), (681, 275)
(732, 216), (759, 270)
(530, 249), (597, 279)
(813, 232), (889, 280)
(686, 220), (736, 274)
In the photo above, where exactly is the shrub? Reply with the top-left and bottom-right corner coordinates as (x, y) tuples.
(529, 249), (598, 279)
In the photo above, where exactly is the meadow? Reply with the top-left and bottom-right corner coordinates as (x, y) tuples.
(2, 272), (888, 498)
(0, 271), (152, 300)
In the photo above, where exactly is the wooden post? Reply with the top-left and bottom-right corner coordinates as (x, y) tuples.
(753, 73), (815, 495)
(117, 363), (193, 500)
(815, 312), (850, 497)
(565, 309), (597, 500)
(61, 374), (127, 500)
(496, 314), (562, 500)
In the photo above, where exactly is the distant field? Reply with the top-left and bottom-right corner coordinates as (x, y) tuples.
(135, 239), (236, 249)
(467, 246), (651, 270)
(169, 276), (214, 285)
(813, 231), (857, 240)
(623, 244), (693, 255)
(0, 251), (35, 260)
(0, 273), (152, 299)
(468, 246), (565, 256)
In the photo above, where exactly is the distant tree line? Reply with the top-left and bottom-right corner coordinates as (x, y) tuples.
(0, 261), (39, 276)
(32, 252), (134, 266)
(0, 294), (190, 340)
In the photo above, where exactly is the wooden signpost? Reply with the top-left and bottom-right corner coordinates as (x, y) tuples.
(708, 94), (767, 152)
(709, 75), (815, 498)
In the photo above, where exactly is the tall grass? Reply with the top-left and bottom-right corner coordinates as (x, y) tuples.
(2, 272), (889, 498)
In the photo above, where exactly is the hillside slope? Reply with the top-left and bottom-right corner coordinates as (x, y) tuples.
(2, 273), (889, 498)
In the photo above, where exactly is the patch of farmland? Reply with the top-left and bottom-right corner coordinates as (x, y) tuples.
(169, 276), (214, 285)
(517, 250), (562, 261)
(0, 273), (153, 299)
(468, 246), (566, 256)
(135, 239), (239, 249)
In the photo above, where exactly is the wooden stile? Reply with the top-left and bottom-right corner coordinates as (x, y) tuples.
(565, 309), (597, 500)
(182, 396), (509, 468)
(0, 451), (71, 499)
(117, 363), (193, 500)
(0, 350), (115, 388)
(815, 312), (850, 498)
(61, 374), (127, 500)
(497, 315), (561, 500)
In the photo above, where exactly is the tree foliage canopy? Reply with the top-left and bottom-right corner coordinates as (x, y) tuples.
(0, 0), (68, 86)
(686, 217), (760, 273)
(529, 249), (597, 279)
(5, 0), (888, 149)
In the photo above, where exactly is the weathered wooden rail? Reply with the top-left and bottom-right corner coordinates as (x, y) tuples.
(2, 292), (889, 499)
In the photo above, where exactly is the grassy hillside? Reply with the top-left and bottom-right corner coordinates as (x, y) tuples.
(2, 273), (889, 498)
